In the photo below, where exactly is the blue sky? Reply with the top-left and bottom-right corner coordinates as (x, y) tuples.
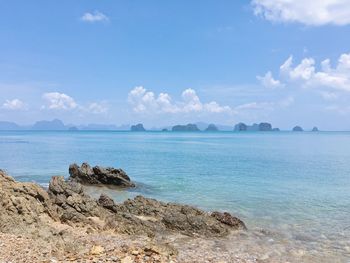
(1, 0), (350, 130)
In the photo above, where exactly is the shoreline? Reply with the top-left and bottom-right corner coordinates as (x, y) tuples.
(1, 166), (349, 262)
(0, 172), (350, 263)
(0, 169), (248, 262)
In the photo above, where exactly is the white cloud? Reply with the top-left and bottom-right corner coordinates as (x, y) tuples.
(261, 52), (350, 93)
(2, 99), (26, 110)
(87, 102), (108, 114)
(235, 96), (294, 113)
(42, 92), (78, 110)
(252, 0), (350, 26)
(81, 11), (109, 23)
(257, 71), (284, 89)
(235, 101), (273, 111)
(128, 86), (232, 114)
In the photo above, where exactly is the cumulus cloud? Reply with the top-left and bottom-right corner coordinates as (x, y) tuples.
(81, 11), (109, 23)
(41, 92), (109, 115)
(257, 71), (284, 89)
(259, 52), (350, 94)
(2, 99), (26, 110)
(128, 86), (233, 114)
(252, 0), (350, 26)
(42, 92), (78, 110)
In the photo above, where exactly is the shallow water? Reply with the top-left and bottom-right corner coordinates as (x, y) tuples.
(0, 131), (350, 261)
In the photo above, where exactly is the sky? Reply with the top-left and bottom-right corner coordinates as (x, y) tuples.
(1, 0), (350, 130)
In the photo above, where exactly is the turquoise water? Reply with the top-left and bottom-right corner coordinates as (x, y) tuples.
(1, 131), (350, 260)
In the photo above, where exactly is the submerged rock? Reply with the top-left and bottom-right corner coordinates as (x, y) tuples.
(211, 211), (246, 230)
(69, 163), (135, 187)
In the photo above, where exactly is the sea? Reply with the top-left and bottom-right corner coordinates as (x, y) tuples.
(0, 131), (349, 262)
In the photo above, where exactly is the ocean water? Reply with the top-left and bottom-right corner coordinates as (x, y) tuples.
(0, 131), (350, 261)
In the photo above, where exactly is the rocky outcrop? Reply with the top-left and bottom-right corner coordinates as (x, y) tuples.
(312, 127), (319, 132)
(117, 196), (246, 237)
(172, 124), (200, 132)
(69, 163), (135, 187)
(205, 124), (219, 131)
(0, 169), (60, 242)
(1, 169), (245, 240)
(130, 123), (146, 131)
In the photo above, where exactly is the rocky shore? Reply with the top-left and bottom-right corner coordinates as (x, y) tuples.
(0, 165), (247, 263)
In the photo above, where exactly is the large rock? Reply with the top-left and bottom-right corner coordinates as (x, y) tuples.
(0, 170), (59, 237)
(117, 196), (245, 237)
(69, 163), (135, 187)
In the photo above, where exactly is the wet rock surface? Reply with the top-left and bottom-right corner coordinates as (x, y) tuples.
(211, 211), (247, 230)
(69, 163), (135, 187)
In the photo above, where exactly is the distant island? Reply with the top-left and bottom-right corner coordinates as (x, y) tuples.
(172, 124), (200, 132)
(0, 119), (324, 132)
(0, 119), (130, 131)
(292, 126), (303, 132)
(130, 123), (146, 131)
(205, 124), (219, 131)
(234, 122), (278, 132)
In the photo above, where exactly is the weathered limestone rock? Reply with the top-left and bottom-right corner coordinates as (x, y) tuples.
(69, 163), (135, 187)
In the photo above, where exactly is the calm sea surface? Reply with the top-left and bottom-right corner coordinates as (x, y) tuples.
(0, 131), (349, 261)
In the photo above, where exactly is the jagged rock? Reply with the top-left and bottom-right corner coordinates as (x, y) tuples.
(117, 196), (243, 237)
(0, 169), (59, 238)
(130, 123), (146, 131)
(211, 211), (246, 230)
(1, 168), (246, 241)
(48, 176), (103, 225)
(172, 124), (200, 132)
(98, 194), (118, 213)
(69, 163), (135, 187)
